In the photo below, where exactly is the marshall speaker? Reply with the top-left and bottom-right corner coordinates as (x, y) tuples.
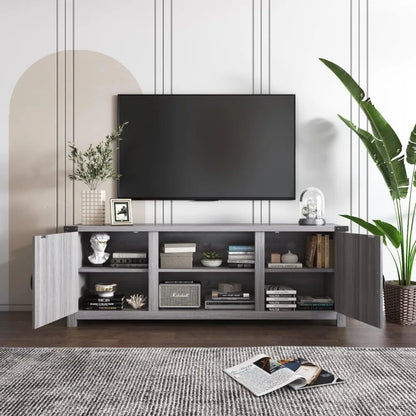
(159, 283), (201, 308)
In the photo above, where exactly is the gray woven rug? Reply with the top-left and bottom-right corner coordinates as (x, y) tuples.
(1, 346), (415, 415)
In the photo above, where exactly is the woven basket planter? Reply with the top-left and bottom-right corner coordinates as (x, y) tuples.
(384, 281), (416, 325)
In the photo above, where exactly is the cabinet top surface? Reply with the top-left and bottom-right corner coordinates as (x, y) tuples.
(66, 223), (346, 233)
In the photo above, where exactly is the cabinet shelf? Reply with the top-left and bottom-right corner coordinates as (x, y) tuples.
(159, 267), (254, 273)
(265, 268), (334, 273)
(79, 267), (148, 273)
(75, 309), (338, 321)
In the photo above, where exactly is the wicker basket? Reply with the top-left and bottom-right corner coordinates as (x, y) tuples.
(384, 281), (416, 325)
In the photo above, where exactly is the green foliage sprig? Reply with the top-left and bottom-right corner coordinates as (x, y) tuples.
(203, 250), (222, 260)
(321, 58), (416, 286)
(68, 122), (128, 190)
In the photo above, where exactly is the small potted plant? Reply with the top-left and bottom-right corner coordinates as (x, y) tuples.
(201, 251), (223, 267)
(68, 122), (128, 224)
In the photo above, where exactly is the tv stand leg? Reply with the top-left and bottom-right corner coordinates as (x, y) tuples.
(67, 314), (78, 328)
(336, 313), (346, 327)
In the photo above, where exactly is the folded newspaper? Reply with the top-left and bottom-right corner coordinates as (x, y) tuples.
(224, 354), (343, 396)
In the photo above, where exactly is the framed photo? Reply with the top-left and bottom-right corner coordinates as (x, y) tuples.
(110, 198), (133, 225)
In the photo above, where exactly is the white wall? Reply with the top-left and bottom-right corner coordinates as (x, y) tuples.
(1, 0), (414, 308)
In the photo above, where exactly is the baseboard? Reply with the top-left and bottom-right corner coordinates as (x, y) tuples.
(0, 305), (32, 312)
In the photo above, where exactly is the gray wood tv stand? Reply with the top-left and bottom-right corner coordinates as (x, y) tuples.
(33, 223), (383, 329)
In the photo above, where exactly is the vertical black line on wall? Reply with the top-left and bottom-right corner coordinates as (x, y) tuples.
(154, 0), (157, 95)
(357, 0), (361, 223)
(350, 0), (353, 222)
(64, 0), (67, 227)
(268, 0), (271, 95)
(170, 0), (173, 223)
(56, 0), (59, 232)
(366, 0), (369, 224)
(72, 0), (75, 226)
(252, 0), (254, 95)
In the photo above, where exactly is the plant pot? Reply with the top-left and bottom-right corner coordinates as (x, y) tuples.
(81, 190), (106, 225)
(384, 281), (416, 325)
(201, 259), (222, 267)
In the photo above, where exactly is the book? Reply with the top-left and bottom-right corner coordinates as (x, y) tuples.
(297, 305), (335, 310)
(82, 295), (125, 303)
(163, 243), (196, 253)
(227, 254), (255, 261)
(227, 251), (255, 255)
(224, 355), (343, 396)
(228, 259), (255, 264)
(212, 291), (250, 298)
(82, 305), (124, 310)
(316, 233), (323, 268)
(305, 234), (317, 268)
(297, 296), (334, 304)
(228, 245), (255, 252)
(324, 234), (330, 268)
(265, 297), (296, 302)
(267, 262), (302, 269)
(111, 257), (147, 264)
(82, 301), (124, 307)
(110, 263), (148, 268)
(112, 252), (147, 259)
(266, 304), (296, 309)
(205, 297), (254, 305)
(227, 263), (254, 268)
(265, 285), (296, 295)
(205, 302), (255, 310)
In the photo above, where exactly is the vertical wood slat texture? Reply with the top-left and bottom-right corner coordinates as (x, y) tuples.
(335, 232), (383, 328)
(255, 231), (265, 310)
(148, 231), (159, 311)
(33, 232), (80, 329)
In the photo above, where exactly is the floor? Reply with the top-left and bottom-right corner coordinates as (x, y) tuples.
(1, 312), (416, 348)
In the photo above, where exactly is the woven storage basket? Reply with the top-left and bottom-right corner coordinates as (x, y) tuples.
(384, 281), (416, 325)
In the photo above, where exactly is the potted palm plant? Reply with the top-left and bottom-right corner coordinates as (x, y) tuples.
(321, 58), (416, 325)
(68, 122), (127, 225)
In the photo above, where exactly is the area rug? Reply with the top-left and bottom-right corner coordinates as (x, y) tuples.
(1, 346), (415, 415)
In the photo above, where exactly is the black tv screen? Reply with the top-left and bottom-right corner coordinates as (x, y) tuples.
(117, 94), (295, 200)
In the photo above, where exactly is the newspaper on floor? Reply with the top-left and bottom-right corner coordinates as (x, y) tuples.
(224, 354), (343, 397)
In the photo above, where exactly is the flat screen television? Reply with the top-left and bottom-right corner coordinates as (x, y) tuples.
(117, 94), (295, 200)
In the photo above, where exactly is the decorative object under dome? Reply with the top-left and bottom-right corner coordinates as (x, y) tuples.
(298, 187), (326, 225)
(68, 122), (128, 225)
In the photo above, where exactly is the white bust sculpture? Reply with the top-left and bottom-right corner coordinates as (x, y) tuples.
(88, 233), (110, 265)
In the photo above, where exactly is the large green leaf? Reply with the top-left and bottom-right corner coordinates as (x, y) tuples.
(360, 99), (402, 159)
(319, 58), (365, 103)
(338, 115), (408, 200)
(373, 220), (402, 248)
(340, 215), (385, 240)
(406, 124), (416, 165)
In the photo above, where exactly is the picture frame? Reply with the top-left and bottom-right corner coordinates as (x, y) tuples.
(110, 198), (133, 225)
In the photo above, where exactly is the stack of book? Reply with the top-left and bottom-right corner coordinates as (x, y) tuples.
(160, 243), (196, 269)
(110, 252), (147, 268)
(305, 234), (333, 268)
(80, 294), (125, 310)
(205, 286), (254, 310)
(297, 296), (334, 310)
(227, 245), (255, 268)
(265, 285), (297, 311)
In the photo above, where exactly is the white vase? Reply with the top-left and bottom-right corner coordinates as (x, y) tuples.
(281, 250), (298, 264)
(81, 190), (106, 225)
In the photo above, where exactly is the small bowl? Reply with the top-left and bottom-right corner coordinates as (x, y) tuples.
(201, 259), (222, 267)
(95, 283), (117, 298)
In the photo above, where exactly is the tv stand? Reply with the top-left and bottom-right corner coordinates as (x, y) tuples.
(33, 223), (382, 329)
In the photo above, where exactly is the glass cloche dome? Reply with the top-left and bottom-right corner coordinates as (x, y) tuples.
(298, 187), (326, 225)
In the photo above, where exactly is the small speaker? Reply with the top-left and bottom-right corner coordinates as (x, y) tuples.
(159, 283), (201, 308)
